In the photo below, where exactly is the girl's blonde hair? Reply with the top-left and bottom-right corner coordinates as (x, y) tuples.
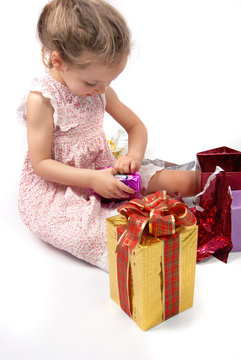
(38, 0), (131, 68)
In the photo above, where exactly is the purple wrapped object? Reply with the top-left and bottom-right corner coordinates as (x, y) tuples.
(231, 190), (241, 252)
(90, 171), (142, 200)
(114, 172), (142, 199)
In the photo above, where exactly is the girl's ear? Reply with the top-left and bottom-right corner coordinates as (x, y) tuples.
(51, 51), (64, 71)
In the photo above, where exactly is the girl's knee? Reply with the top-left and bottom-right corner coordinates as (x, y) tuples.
(145, 169), (200, 197)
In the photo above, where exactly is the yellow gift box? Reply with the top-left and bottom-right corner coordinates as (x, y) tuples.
(106, 192), (198, 331)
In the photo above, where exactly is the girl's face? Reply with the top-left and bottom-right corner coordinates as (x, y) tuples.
(51, 53), (128, 97)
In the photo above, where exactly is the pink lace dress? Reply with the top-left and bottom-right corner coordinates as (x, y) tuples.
(18, 74), (162, 271)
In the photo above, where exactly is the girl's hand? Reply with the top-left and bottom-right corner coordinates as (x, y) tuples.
(90, 168), (135, 199)
(114, 155), (142, 174)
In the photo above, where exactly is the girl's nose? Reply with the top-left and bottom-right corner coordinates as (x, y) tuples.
(95, 87), (106, 94)
(94, 82), (111, 94)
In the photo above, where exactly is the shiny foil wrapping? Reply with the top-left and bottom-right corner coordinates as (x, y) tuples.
(90, 171), (141, 200)
(114, 173), (141, 199)
(196, 146), (241, 190)
(191, 168), (232, 263)
(106, 214), (198, 330)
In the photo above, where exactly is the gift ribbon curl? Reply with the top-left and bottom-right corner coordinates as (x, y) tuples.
(117, 190), (196, 253)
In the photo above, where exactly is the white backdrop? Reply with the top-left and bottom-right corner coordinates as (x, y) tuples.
(1, 1), (241, 360)
(108, 0), (241, 163)
(4, 0), (241, 163)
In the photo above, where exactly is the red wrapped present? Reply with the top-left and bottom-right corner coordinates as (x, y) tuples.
(196, 146), (241, 190)
(191, 167), (232, 262)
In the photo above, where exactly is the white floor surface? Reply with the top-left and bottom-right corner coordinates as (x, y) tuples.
(1, 161), (241, 360)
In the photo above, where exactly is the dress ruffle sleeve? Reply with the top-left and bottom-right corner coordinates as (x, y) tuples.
(17, 75), (106, 132)
(16, 76), (59, 128)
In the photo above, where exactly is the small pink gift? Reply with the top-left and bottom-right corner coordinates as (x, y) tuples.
(231, 190), (241, 252)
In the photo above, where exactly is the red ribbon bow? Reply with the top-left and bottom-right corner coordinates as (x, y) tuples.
(117, 190), (196, 252)
(116, 190), (196, 320)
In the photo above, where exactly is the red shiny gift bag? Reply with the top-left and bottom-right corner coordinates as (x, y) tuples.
(191, 168), (232, 263)
(196, 146), (241, 190)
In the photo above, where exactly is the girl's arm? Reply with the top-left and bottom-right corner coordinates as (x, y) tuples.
(105, 87), (148, 174)
(26, 91), (93, 187)
(26, 91), (134, 199)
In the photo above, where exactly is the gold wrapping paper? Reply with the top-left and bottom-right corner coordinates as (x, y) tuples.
(107, 214), (198, 331)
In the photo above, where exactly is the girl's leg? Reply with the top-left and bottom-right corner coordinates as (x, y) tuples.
(144, 169), (201, 197)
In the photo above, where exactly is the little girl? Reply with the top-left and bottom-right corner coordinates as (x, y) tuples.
(18, 0), (199, 272)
